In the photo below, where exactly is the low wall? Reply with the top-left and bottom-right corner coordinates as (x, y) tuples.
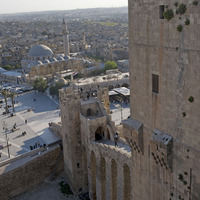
(49, 122), (62, 138)
(0, 144), (63, 200)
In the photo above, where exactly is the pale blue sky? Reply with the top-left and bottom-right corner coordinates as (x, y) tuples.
(0, 0), (128, 14)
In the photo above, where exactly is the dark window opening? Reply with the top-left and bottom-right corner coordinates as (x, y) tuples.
(87, 108), (92, 116)
(77, 163), (80, 168)
(95, 127), (103, 141)
(159, 5), (165, 19)
(79, 188), (82, 192)
(152, 74), (159, 94)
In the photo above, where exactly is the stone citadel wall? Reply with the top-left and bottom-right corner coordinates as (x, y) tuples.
(0, 145), (63, 200)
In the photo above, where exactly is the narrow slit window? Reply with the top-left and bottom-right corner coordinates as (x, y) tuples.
(159, 5), (165, 19)
(152, 74), (159, 94)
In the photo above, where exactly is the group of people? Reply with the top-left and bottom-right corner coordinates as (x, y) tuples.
(29, 142), (46, 151)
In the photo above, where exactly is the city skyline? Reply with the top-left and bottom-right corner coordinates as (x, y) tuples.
(0, 0), (128, 14)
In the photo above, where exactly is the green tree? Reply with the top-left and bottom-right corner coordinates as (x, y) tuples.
(9, 91), (16, 112)
(50, 82), (65, 97)
(2, 65), (13, 71)
(104, 61), (117, 71)
(33, 77), (47, 93)
(1, 90), (9, 113)
(15, 64), (21, 69)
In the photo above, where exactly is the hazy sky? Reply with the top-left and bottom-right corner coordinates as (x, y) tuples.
(0, 0), (128, 14)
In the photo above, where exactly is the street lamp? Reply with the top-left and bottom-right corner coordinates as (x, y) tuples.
(2, 121), (10, 158)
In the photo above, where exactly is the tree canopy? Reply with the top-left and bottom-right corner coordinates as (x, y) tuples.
(33, 77), (47, 93)
(104, 61), (117, 71)
(49, 82), (65, 97)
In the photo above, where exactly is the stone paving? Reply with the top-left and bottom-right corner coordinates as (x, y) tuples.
(110, 102), (130, 125)
(0, 91), (61, 162)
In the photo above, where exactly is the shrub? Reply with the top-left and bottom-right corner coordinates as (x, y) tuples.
(163, 9), (174, 21)
(193, 1), (198, 6)
(188, 96), (194, 102)
(182, 112), (186, 117)
(59, 181), (73, 195)
(177, 24), (183, 32)
(104, 60), (117, 71)
(185, 18), (190, 25)
(174, 2), (179, 7)
(183, 180), (187, 185)
(2, 65), (14, 71)
(178, 174), (183, 181)
(178, 3), (187, 15)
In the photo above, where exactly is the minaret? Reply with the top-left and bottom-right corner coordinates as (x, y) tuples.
(83, 32), (86, 46)
(82, 32), (86, 51)
(62, 19), (70, 56)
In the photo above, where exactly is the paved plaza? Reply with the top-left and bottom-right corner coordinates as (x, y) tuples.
(110, 102), (130, 125)
(0, 91), (61, 162)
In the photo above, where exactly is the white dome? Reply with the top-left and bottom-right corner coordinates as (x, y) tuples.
(57, 56), (64, 61)
(28, 45), (53, 58)
(42, 59), (50, 64)
(63, 55), (70, 60)
(49, 57), (57, 62)
(35, 61), (43, 65)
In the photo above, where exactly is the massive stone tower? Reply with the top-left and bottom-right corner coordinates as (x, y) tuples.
(124, 0), (200, 199)
(59, 87), (88, 195)
(63, 19), (70, 56)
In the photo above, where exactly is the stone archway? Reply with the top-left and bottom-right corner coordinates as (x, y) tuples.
(100, 156), (106, 200)
(95, 127), (103, 141)
(91, 151), (97, 200)
(124, 164), (131, 200)
(111, 159), (117, 200)
(87, 108), (92, 116)
(122, 83), (129, 88)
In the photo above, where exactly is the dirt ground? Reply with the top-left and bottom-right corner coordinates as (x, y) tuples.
(12, 174), (78, 200)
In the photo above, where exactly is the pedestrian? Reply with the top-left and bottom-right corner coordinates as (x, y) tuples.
(114, 132), (119, 147)
(14, 123), (16, 129)
(25, 119), (27, 124)
(35, 142), (37, 148)
(30, 146), (33, 150)
(0, 152), (2, 157)
(38, 141), (40, 147)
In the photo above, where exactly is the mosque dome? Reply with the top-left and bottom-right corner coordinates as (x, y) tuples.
(35, 61), (43, 65)
(63, 55), (70, 60)
(42, 59), (50, 64)
(28, 45), (53, 58)
(57, 55), (64, 61)
(49, 57), (58, 62)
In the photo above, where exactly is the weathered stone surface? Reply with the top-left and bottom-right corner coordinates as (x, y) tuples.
(0, 145), (63, 200)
